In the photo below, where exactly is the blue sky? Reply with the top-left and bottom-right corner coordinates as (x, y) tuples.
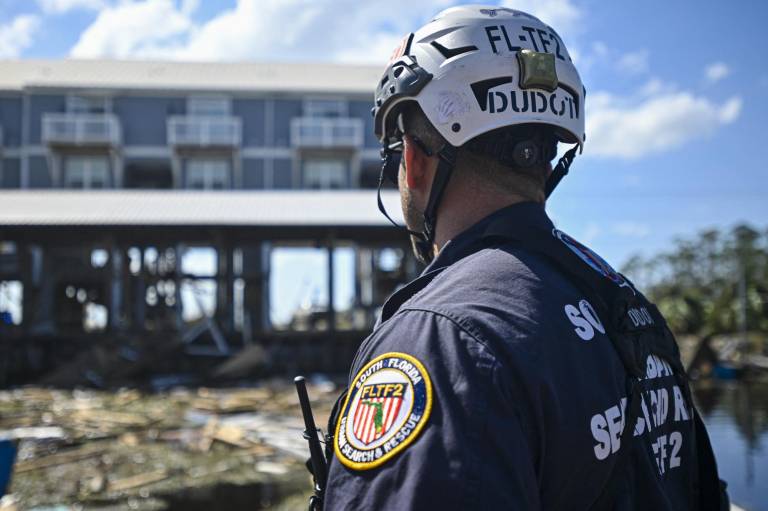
(1, 0), (766, 320)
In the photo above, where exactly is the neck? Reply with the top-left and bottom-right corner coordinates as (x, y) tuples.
(432, 185), (539, 256)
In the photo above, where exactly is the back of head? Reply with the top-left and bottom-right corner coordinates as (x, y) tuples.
(401, 103), (556, 202)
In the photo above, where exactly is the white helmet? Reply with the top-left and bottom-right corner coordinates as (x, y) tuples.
(372, 5), (585, 263)
(373, 5), (585, 150)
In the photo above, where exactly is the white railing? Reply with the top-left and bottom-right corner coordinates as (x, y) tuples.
(167, 116), (242, 146)
(42, 113), (121, 146)
(291, 117), (364, 148)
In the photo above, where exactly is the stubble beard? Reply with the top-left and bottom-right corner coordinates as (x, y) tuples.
(399, 173), (431, 264)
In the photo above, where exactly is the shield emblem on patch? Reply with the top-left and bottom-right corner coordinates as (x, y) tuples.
(335, 353), (432, 470)
(352, 386), (404, 445)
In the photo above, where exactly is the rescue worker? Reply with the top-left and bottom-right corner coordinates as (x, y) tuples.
(322, 5), (729, 509)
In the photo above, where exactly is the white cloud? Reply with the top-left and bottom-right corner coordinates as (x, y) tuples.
(69, 0), (435, 62)
(67, 0), (582, 64)
(638, 78), (666, 96)
(37, 0), (104, 14)
(70, 0), (193, 58)
(0, 15), (40, 58)
(582, 222), (602, 244)
(616, 50), (649, 75)
(500, 0), (582, 35)
(586, 82), (743, 159)
(705, 62), (730, 84)
(591, 41), (608, 58)
(576, 44), (649, 78)
(611, 222), (650, 238)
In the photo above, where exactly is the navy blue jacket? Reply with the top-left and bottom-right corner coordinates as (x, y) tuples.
(324, 202), (703, 510)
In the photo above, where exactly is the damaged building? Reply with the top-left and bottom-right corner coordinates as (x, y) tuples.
(0, 60), (417, 386)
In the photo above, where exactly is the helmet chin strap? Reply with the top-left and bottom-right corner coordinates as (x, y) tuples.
(376, 145), (458, 265)
(417, 145), (458, 263)
(545, 144), (579, 199)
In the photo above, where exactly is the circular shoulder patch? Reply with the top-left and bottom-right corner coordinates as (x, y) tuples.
(334, 352), (432, 471)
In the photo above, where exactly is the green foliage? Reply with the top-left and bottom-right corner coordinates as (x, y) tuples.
(621, 225), (768, 335)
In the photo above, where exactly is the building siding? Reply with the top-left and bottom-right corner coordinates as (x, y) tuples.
(349, 99), (378, 149)
(242, 158), (265, 189)
(28, 95), (66, 145)
(272, 158), (292, 189)
(1, 84), (381, 191)
(233, 98), (266, 147)
(28, 156), (51, 188)
(113, 96), (186, 146)
(1, 158), (21, 188)
(272, 99), (302, 148)
(0, 95), (23, 147)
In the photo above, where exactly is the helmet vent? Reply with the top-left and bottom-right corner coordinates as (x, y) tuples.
(469, 77), (513, 112)
(431, 40), (478, 60)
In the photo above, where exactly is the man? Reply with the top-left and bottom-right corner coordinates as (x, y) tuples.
(322, 5), (728, 510)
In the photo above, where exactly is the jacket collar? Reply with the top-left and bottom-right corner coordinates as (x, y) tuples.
(423, 201), (553, 273)
(378, 201), (553, 324)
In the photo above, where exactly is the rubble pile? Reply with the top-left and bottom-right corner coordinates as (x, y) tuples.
(0, 381), (337, 510)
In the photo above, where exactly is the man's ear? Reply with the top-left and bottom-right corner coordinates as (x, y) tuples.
(403, 135), (435, 192)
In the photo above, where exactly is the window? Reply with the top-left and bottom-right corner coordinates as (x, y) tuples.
(67, 95), (108, 114)
(0, 280), (22, 326)
(185, 158), (230, 190)
(188, 96), (231, 117)
(64, 156), (110, 189)
(303, 159), (347, 189)
(304, 99), (347, 118)
(180, 247), (218, 323)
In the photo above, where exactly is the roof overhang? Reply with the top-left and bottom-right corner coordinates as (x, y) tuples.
(0, 190), (404, 229)
(0, 59), (383, 96)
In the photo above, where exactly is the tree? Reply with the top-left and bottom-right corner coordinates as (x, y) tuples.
(621, 224), (768, 336)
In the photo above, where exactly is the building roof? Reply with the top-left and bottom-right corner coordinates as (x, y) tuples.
(0, 59), (382, 95)
(0, 190), (404, 227)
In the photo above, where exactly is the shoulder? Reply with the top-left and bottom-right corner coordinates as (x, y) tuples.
(355, 307), (499, 379)
(399, 243), (587, 353)
(414, 243), (580, 315)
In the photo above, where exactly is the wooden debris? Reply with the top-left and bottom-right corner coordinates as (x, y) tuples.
(213, 424), (250, 449)
(14, 444), (105, 473)
(108, 469), (168, 492)
(117, 432), (140, 447)
(70, 410), (151, 428)
(3, 427), (66, 441)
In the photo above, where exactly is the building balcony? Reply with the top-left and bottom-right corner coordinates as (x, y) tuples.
(167, 116), (242, 147)
(42, 113), (122, 147)
(291, 117), (364, 148)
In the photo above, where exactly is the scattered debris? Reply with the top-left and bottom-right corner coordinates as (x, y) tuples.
(0, 381), (338, 510)
(109, 469), (169, 492)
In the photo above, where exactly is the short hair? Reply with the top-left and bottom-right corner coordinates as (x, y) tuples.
(400, 103), (556, 202)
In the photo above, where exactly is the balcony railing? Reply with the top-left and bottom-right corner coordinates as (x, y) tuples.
(291, 117), (364, 148)
(167, 116), (242, 147)
(42, 113), (121, 146)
